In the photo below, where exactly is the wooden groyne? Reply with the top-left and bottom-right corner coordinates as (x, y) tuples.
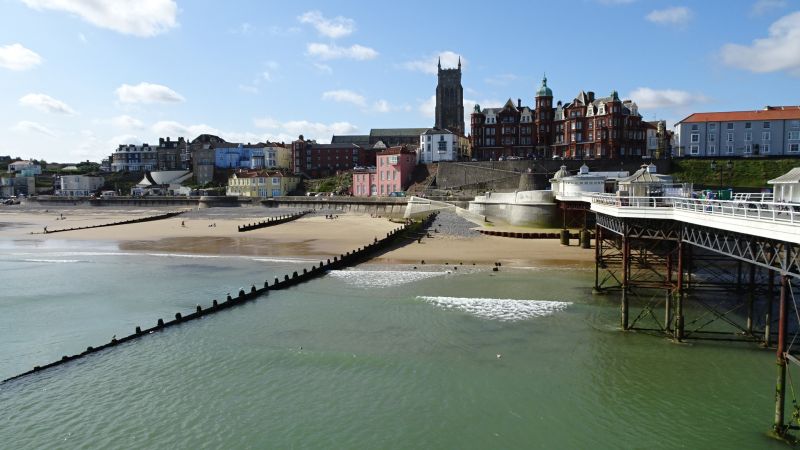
(478, 229), (577, 239)
(238, 210), (312, 232)
(2, 213), (438, 384)
(34, 211), (186, 235)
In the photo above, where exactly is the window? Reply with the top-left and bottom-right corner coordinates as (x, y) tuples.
(763, 122), (771, 129)
(708, 133), (715, 142)
(790, 131), (800, 140)
(762, 131), (771, 141)
(690, 145), (699, 155)
(272, 177), (280, 185)
(727, 123), (734, 130)
(745, 132), (752, 141)
(709, 144), (716, 154)
(438, 140), (447, 152)
(745, 122), (751, 129)
(790, 143), (800, 153)
(709, 123), (717, 130)
(726, 144), (734, 154)
(762, 143), (770, 153)
(691, 124), (699, 131)
(691, 133), (700, 143)
(791, 120), (800, 129)
(745, 144), (752, 154)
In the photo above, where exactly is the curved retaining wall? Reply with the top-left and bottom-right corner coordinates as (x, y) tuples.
(35, 210), (186, 235)
(2, 213), (438, 384)
(238, 210), (312, 232)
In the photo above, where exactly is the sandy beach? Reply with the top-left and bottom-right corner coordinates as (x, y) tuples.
(0, 206), (594, 267)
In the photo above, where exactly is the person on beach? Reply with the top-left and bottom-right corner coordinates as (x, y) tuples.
(181, 220), (185, 227)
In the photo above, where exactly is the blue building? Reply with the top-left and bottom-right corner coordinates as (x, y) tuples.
(214, 144), (265, 169)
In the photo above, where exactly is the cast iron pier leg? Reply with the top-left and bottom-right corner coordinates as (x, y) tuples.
(675, 240), (684, 341)
(773, 273), (789, 436)
(621, 232), (629, 330)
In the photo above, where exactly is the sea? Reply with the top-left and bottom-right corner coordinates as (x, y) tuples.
(0, 235), (785, 449)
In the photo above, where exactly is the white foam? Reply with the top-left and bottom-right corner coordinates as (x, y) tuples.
(329, 270), (448, 288)
(252, 257), (317, 264)
(417, 296), (571, 322)
(145, 253), (221, 259)
(23, 259), (82, 264)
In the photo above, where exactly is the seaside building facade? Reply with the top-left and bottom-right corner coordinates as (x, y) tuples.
(214, 144), (266, 169)
(226, 170), (300, 197)
(352, 146), (416, 197)
(111, 143), (158, 172)
(56, 175), (105, 197)
(291, 136), (375, 178)
(157, 137), (187, 171)
(470, 76), (647, 160)
(674, 106), (800, 157)
(418, 128), (469, 163)
(7, 160), (41, 175)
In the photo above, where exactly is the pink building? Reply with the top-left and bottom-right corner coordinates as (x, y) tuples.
(352, 146), (416, 197)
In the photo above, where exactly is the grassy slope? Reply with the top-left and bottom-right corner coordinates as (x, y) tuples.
(670, 158), (799, 188)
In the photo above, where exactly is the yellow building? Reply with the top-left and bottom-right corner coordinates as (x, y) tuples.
(268, 144), (292, 170)
(226, 170), (300, 197)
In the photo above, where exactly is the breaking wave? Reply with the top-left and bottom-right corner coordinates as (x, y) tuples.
(329, 270), (448, 288)
(417, 296), (571, 322)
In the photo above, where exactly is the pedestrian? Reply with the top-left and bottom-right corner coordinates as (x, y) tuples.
(181, 220), (185, 227)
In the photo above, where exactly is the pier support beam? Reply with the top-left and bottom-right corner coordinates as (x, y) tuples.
(766, 262), (775, 348)
(594, 224), (601, 291)
(773, 273), (789, 436)
(747, 263), (756, 335)
(621, 230), (630, 330)
(674, 240), (685, 341)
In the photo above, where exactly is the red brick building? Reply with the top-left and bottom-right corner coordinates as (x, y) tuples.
(291, 135), (376, 178)
(471, 76), (646, 160)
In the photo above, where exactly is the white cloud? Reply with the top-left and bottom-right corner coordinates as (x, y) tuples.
(720, 11), (800, 75)
(373, 100), (391, 113)
(419, 95), (436, 119)
(298, 10), (355, 39)
(307, 43), (378, 61)
(752, 0), (787, 15)
(109, 115), (144, 129)
(19, 93), (77, 115)
(261, 60), (279, 81)
(254, 117), (359, 143)
(645, 7), (692, 27)
(11, 120), (56, 137)
(21, 0), (178, 37)
(0, 43), (42, 71)
(403, 51), (465, 75)
(115, 82), (185, 104)
(313, 62), (333, 74)
(110, 134), (143, 145)
(322, 89), (366, 107)
(627, 87), (708, 109)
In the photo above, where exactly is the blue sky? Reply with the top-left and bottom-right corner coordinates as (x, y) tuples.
(1, 0), (799, 162)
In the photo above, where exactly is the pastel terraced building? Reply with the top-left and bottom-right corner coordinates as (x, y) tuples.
(352, 146), (417, 197)
(227, 170), (300, 198)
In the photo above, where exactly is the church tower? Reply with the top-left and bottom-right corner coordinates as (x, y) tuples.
(435, 57), (464, 135)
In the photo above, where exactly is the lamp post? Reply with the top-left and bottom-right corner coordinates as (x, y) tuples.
(710, 159), (733, 189)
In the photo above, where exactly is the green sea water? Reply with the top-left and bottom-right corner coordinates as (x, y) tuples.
(0, 239), (785, 449)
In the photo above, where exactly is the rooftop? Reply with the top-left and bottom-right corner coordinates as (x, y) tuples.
(678, 106), (800, 124)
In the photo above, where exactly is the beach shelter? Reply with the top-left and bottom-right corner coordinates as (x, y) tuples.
(768, 167), (800, 203)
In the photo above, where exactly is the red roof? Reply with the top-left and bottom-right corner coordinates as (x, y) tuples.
(678, 106), (800, 124)
(379, 145), (415, 155)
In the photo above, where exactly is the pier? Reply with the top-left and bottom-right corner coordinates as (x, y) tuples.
(590, 192), (800, 439)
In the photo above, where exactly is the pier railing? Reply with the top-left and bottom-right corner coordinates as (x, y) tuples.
(590, 193), (800, 225)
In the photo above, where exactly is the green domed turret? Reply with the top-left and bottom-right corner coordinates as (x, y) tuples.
(536, 74), (552, 97)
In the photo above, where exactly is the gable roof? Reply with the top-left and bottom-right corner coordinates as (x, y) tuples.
(768, 167), (800, 185)
(678, 106), (800, 124)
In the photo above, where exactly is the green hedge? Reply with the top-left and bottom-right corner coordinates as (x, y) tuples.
(671, 158), (799, 188)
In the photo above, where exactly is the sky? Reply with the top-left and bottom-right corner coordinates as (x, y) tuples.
(1, 0), (799, 163)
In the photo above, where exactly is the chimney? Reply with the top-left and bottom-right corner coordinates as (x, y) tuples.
(587, 91), (595, 102)
(518, 98), (522, 108)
